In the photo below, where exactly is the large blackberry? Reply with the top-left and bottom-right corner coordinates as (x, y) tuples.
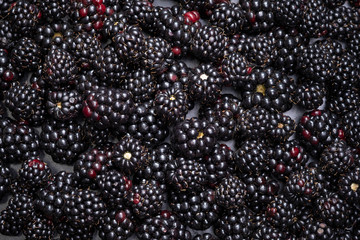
(266, 194), (298, 229)
(157, 60), (190, 91)
(57, 221), (95, 240)
(171, 117), (218, 158)
(4, 82), (46, 126)
(220, 52), (253, 88)
(127, 102), (168, 147)
(327, 6), (360, 41)
(38, 0), (70, 21)
(112, 135), (149, 175)
(330, 53), (360, 91)
(169, 188), (221, 230)
(0, 49), (17, 91)
(191, 25), (228, 63)
(63, 189), (106, 228)
(46, 90), (82, 121)
(209, 2), (245, 35)
(122, 69), (156, 103)
(154, 85), (190, 124)
(268, 113), (296, 144)
(96, 169), (132, 209)
(3, 192), (35, 228)
(126, 179), (166, 219)
(83, 120), (112, 147)
(98, 209), (135, 240)
(40, 119), (88, 164)
(10, 37), (42, 72)
(342, 109), (360, 148)
(82, 87), (134, 130)
(23, 214), (54, 240)
(188, 63), (223, 104)
(18, 158), (52, 191)
(299, 0), (329, 38)
(8, 0), (41, 36)
(296, 110), (342, 157)
(123, 0), (154, 26)
(301, 220), (335, 240)
(166, 157), (208, 192)
(0, 163), (11, 201)
(252, 224), (288, 240)
(293, 80), (326, 110)
(0, 209), (22, 236)
(102, 12), (128, 39)
(214, 206), (255, 239)
(136, 211), (192, 240)
(242, 67), (296, 112)
(239, 0), (275, 32)
(338, 167), (360, 204)
(328, 87), (360, 116)
(274, 0), (303, 28)
(42, 47), (78, 90)
(215, 175), (247, 209)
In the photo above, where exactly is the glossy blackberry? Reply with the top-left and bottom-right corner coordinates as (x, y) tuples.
(97, 45), (127, 87)
(46, 90), (82, 121)
(193, 233), (218, 240)
(268, 113), (296, 144)
(293, 80), (326, 110)
(157, 60), (190, 91)
(0, 163), (11, 201)
(320, 140), (355, 177)
(57, 221), (95, 240)
(75, 70), (103, 97)
(209, 2), (244, 35)
(113, 25), (146, 66)
(123, 0), (154, 26)
(63, 189), (106, 228)
(10, 37), (42, 72)
(98, 209), (135, 240)
(284, 167), (325, 206)
(330, 53), (360, 91)
(154, 85), (190, 124)
(0, 20), (17, 49)
(4, 82), (46, 126)
(126, 179), (166, 219)
(38, 0), (70, 21)
(274, 0), (302, 28)
(301, 221), (335, 240)
(127, 102), (168, 147)
(329, 88), (360, 117)
(18, 158), (52, 190)
(96, 169), (132, 209)
(42, 47), (78, 90)
(188, 63), (223, 104)
(112, 135), (149, 175)
(242, 67), (295, 112)
(0, 0), (16, 18)
(0, 49), (17, 91)
(299, 0), (329, 38)
(328, 6), (360, 41)
(191, 25), (228, 62)
(171, 117), (218, 158)
(240, 0), (275, 32)
(8, 0), (41, 36)
(4, 192), (35, 228)
(203, 143), (234, 185)
(0, 209), (22, 236)
(82, 87), (134, 130)
(268, 140), (308, 179)
(102, 12), (128, 39)
(342, 109), (360, 148)
(83, 120), (112, 146)
(252, 224), (287, 240)
(338, 168), (360, 204)
(242, 173), (279, 213)
(136, 211), (192, 240)
(166, 157), (208, 192)
(74, 147), (112, 189)
(169, 188), (221, 230)
(0, 122), (40, 163)
(214, 206), (254, 239)
(122, 68), (156, 103)
(266, 194), (298, 229)
(220, 52), (253, 88)
(296, 110), (342, 157)
(40, 119), (88, 164)
(215, 175), (246, 209)
(23, 214), (54, 240)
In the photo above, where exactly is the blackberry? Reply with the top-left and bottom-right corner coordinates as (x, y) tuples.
(220, 52), (253, 88)
(0, 49), (17, 91)
(342, 109), (360, 148)
(338, 167), (360, 204)
(267, 140), (308, 179)
(23, 214), (54, 240)
(96, 169), (132, 209)
(123, 0), (154, 26)
(315, 191), (355, 228)
(169, 188), (221, 230)
(3, 192), (35, 229)
(154, 85), (190, 124)
(102, 12), (128, 39)
(112, 135), (149, 175)
(299, 0), (329, 38)
(268, 113), (296, 144)
(83, 120), (112, 146)
(10, 37), (42, 72)
(214, 206), (255, 239)
(188, 63), (223, 104)
(46, 90), (82, 121)
(63, 189), (106, 228)
(38, 0), (70, 21)
(166, 157), (208, 192)
(40, 119), (88, 164)
(293, 80), (326, 110)
(0, 20), (17, 49)
(0, 121), (40, 163)
(235, 139), (268, 176)
(252, 224), (288, 240)
(8, 0), (41, 36)
(4, 82), (46, 126)
(0, 163), (11, 201)
(327, 6), (360, 41)
(191, 25), (228, 62)
(122, 68), (156, 103)
(242, 67), (296, 112)
(274, 0), (303, 28)
(18, 158), (52, 191)
(204, 143), (235, 185)
(215, 175), (247, 209)
(323, 0), (346, 8)
(296, 110), (342, 157)
(320, 140), (355, 177)
(42, 47), (79, 90)
(284, 167), (325, 206)
(136, 211), (192, 240)
(0, 0), (16, 18)
(73, 147), (112, 189)
(328, 88), (360, 116)
(126, 179), (166, 219)
(76, 70), (104, 97)
(0, 209), (22, 236)
(266, 194), (298, 229)
(57, 221), (95, 240)
(209, 2), (245, 35)
(193, 233), (218, 240)
(171, 117), (218, 158)
(301, 221), (335, 240)
(98, 209), (135, 240)
(330, 53), (360, 91)
(127, 102), (168, 147)
(82, 87), (134, 130)
(157, 60), (190, 91)
(113, 25), (146, 66)
(240, 0), (275, 32)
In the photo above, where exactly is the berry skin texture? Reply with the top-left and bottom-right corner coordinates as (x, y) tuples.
(215, 175), (247, 209)
(18, 158), (52, 191)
